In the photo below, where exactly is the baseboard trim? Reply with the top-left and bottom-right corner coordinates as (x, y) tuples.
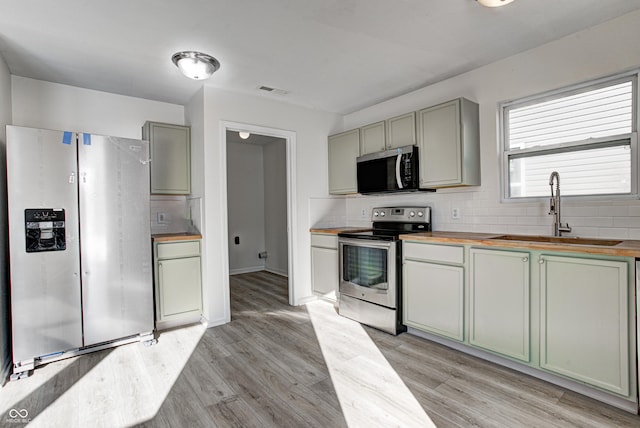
(265, 268), (288, 278)
(229, 266), (265, 276)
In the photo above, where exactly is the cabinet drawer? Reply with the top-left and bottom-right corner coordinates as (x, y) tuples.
(156, 240), (200, 259)
(311, 233), (338, 249)
(403, 242), (464, 264)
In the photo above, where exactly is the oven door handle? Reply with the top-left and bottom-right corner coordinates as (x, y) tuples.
(338, 237), (395, 250)
(395, 153), (403, 189)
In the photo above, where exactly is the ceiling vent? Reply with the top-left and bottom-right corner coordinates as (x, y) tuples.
(258, 85), (289, 95)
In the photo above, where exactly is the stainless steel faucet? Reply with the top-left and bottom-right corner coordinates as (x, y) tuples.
(549, 171), (571, 236)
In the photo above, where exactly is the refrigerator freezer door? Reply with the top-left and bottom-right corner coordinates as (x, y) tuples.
(78, 134), (154, 346)
(6, 126), (83, 362)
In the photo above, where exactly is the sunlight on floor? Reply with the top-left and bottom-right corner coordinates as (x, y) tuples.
(306, 300), (436, 428)
(0, 323), (206, 427)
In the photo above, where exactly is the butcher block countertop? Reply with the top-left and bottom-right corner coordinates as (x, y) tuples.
(152, 232), (202, 242)
(400, 231), (640, 258)
(310, 227), (372, 235)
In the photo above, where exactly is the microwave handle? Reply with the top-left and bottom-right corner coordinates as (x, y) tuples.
(395, 153), (403, 189)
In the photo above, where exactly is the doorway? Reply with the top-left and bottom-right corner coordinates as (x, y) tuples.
(220, 122), (297, 308)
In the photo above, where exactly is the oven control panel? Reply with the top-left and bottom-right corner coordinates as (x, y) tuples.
(371, 206), (431, 223)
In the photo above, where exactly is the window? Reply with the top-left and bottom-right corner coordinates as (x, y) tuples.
(501, 72), (638, 199)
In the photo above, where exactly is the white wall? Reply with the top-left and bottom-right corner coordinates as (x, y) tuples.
(227, 141), (266, 274)
(263, 139), (288, 276)
(0, 52), (12, 382)
(341, 10), (640, 239)
(11, 77), (184, 138)
(189, 86), (342, 326)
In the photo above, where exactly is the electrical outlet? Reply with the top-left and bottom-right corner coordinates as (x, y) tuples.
(361, 208), (367, 218)
(451, 208), (461, 220)
(157, 212), (168, 224)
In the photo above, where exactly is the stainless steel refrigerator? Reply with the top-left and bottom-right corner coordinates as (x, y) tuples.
(7, 125), (154, 377)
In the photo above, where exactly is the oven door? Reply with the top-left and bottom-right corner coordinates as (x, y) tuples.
(338, 237), (397, 308)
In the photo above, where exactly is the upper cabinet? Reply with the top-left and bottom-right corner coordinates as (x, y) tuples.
(360, 121), (386, 155)
(142, 121), (191, 194)
(386, 112), (416, 149)
(360, 113), (416, 156)
(328, 129), (360, 194)
(417, 98), (480, 188)
(327, 97), (480, 195)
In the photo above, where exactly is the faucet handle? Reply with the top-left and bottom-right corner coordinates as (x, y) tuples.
(559, 223), (572, 233)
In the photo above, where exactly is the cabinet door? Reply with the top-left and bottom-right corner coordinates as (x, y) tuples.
(386, 112), (416, 149)
(360, 121), (386, 155)
(417, 99), (461, 187)
(311, 246), (338, 298)
(328, 129), (360, 194)
(144, 122), (191, 194)
(404, 260), (464, 341)
(540, 255), (629, 396)
(470, 248), (530, 362)
(157, 256), (202, 319)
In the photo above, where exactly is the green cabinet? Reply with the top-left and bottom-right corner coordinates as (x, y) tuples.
(359, 121), (386, 155)
(154, 240), (202, 329)
(539, 255), (630, 396)
(417, 98), (480, 188)
(328, 129), (360, 194)
(143, 121), (191, 194)
(359, 113), (416, 156)
(310, 233), (339, 300)
(403, 242), (465, 341)
(469, 248), (530, 362)
(385, 112), (416, 149)
(402, 239), (636, 405)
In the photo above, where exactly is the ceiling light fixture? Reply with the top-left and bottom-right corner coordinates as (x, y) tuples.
(476, 0), (514, 7)
(239, 131), (251, 140)
(171, 51), (220, 80)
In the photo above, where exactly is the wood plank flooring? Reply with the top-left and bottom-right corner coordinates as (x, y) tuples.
(2, 270), (639, 427)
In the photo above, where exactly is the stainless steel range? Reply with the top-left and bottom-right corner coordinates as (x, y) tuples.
(338, 206), (431, 335)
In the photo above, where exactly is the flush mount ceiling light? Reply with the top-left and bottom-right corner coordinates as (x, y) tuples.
(171, 51), (220, 80)
(238, 131), (251, 140)
(476, 0), (514, 7)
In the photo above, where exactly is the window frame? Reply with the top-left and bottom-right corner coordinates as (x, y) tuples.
(500, 70), (640, 201)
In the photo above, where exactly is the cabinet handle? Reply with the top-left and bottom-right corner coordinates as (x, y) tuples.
(522, 257), (528, 262)
(539, 259), (545, 264)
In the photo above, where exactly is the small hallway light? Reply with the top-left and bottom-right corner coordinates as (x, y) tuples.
(238, 132), (251, 140)
(171, 51), (220, 80)
(476, 0), (514, 7)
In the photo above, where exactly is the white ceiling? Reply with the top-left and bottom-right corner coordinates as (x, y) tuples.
(1, 0), (640, 114)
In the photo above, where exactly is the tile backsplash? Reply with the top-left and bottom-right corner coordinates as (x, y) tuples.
(150, 195), (191, 234)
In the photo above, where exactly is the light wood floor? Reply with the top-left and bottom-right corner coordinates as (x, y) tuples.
(2, 271), (639, 427)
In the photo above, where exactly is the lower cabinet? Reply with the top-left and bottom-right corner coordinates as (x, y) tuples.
(404, 260), (464, 341)
(469, 248), (530, 362)
(311, 233), (339, 300)
(403, 242), (465, 341)
(154, 239), (202, 329)
(402, 240), (635, 405)
(540, 255), (629, 396)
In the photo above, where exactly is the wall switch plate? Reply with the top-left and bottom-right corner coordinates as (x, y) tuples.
(452, 208), (461, 219)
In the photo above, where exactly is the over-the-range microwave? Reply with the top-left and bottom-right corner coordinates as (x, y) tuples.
(357, 145), (431, 194)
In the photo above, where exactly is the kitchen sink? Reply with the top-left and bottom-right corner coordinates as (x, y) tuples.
(489, 235), (623, 246)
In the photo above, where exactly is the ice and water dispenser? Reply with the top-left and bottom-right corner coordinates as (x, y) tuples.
(25, 208), (66, 252)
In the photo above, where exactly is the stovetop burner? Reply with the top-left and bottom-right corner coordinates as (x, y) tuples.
(338, 206), (431, 241)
